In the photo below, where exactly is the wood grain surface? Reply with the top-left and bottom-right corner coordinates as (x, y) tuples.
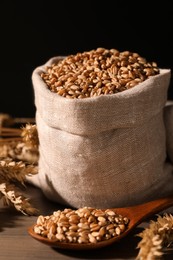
(1, 184), (173, 260)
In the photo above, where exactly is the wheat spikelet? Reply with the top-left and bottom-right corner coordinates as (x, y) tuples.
(136, 214), (173, 259)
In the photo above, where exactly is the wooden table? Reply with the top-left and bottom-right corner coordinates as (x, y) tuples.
(1, 184), (173, 260)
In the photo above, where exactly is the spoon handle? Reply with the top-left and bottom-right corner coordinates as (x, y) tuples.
(116, 195), (173, 229)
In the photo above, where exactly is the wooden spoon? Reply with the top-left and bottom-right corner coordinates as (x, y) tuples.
(28, 195), (173, 250)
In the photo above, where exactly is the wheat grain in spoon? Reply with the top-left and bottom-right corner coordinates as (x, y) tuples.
(28, 195), (173, 250)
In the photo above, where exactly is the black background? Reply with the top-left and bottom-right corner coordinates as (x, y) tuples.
(0, 1), (173, 118)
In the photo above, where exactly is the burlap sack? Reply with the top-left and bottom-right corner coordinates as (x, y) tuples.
(30, 56), (173, 209)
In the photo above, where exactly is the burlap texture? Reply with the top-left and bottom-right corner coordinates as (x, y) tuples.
(30, 56), (173, 208)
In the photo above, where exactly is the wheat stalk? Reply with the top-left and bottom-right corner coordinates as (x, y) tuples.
(0, 182), (39, 215)
(0, 116), (39, 216)
(136, 214), (173, 259)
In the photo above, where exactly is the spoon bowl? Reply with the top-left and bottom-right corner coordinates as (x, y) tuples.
(28, 195), (173, 250)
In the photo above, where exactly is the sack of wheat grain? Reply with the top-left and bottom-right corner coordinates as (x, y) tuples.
(30, 48), (173, 208)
